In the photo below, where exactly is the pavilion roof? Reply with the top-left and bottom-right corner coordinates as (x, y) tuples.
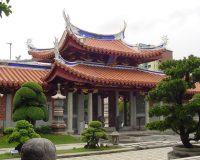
(28, 13), (167, 63)
(44, 59), (166, 88)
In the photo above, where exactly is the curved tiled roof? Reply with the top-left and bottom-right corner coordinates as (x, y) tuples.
(28, 25), (166, 62)
(44, 59), (165, 88)
(0, 66), (48, 87)
(0, 61), (199, 95)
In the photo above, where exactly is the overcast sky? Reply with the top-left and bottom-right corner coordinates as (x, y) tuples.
(0, 0), (200, 60)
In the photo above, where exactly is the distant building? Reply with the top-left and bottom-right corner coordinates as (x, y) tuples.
(140, 49), (173, 71)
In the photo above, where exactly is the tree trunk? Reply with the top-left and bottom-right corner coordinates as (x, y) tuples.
(180, 132), (192, 148)
(30, 120), (36, 127)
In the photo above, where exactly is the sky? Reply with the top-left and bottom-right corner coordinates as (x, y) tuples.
(0, 0), (200, 60)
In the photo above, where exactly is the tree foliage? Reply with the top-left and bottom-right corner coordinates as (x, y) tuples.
(146, 55), (200, 148)
(12, 82), (49, 126)
(0, 0), (12, 18)
(81, 121), (108, 149)
(4, 120), (40, 152)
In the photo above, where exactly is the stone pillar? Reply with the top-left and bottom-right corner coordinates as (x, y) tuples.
(67, 92), (74, 133)
(77, 92), (84, 134)
(124, 97), (128, 126)
(88, 92), (93, 123)
(145, 100), (150, 124)
(160, 101), (164, 120)
(130, 91), (137, 128)
(5, 94), (12, 128)
(97, 95), (102, 117)
(115, 91), (119, 117)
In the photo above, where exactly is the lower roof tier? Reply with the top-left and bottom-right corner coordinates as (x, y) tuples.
(0, 61), (199, 94)
(44, 59), (165, 88)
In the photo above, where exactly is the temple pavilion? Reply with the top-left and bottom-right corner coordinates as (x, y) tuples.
(0, 13), (199, 134)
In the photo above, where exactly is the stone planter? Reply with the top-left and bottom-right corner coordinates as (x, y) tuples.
(168, 145), (200, 160)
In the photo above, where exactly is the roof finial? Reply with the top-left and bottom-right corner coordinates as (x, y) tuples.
(114, 20), (127, 40)
(62, 9), (71, 32)
(162, 35), (168, 46)
(53, 37), (60, 59)
(26, 39), (35, 50)
(123, 20), (127, 32)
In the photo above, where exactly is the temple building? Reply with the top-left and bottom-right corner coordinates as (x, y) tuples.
(0, 13), (199, 134)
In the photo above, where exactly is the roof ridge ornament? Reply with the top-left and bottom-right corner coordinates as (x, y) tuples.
(26, 39), (35, 50)
(63, 9), (72, 33)
(161, 35), (168, 46)
(53, 37), (60, 60)
(114, 21), (127, 40)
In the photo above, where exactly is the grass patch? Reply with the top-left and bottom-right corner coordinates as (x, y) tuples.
(0, 153), (20, 160)
(0, 134), (81, 148)
(57, 146), (122, 154)
(40, 134), (81, 144)
(0, 136), (17, 148)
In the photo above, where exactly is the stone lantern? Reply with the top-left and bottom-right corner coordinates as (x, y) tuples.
(51, 83), (66, 133)
(110, 130), (120, 145)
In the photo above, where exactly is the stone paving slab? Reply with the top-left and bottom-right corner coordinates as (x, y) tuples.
(58, 147), (173, 160)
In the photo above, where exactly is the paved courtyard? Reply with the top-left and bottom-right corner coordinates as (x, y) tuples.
(58, 147), (173, 160)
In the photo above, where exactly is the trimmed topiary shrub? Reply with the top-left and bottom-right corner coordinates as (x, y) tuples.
(12, 82), (49, 126)
(4, 120), (40, 152)
(81, 121), (108, 149)
(35, 125), (52, 134)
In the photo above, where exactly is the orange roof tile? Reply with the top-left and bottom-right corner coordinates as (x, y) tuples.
(0, 66), (48, 87)
(82, 38), (164, 58)
(47, 60), (165, 88)
(188, 83), (200, 94)
(29, 32), (166, 62)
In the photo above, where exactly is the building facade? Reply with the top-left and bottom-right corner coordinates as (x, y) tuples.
(140, 49), (173, 71)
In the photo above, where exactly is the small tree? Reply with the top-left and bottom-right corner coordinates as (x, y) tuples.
(12, 82), (49, 126)
(4, 120), (40, 152)
(0, 0), (12, 18)
(146, 55), (200, 148)
(81, 121), (108, 149)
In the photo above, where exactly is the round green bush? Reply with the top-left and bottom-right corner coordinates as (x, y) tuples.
(81, 121), (107, 149)
(36, 93), (47, 104)
(40, 106), (49, 122)
(16, 87), (37, 99)
(12, 82), (48, 125)
(12, 107), (27, 121)
(22, 82), (43, 93)
(26, 106), (45, 120)
(4, 120), (40, 152)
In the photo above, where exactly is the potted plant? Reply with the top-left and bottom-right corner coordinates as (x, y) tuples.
(145, 55), (200, 159)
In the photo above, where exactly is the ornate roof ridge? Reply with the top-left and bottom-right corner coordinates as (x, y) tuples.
(0, 61), (51, 70)
(121, 36), (168, 51)
(27, 39), (54, 52)
(63, 10), (126, 41)
(55, 55), (165, 76)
